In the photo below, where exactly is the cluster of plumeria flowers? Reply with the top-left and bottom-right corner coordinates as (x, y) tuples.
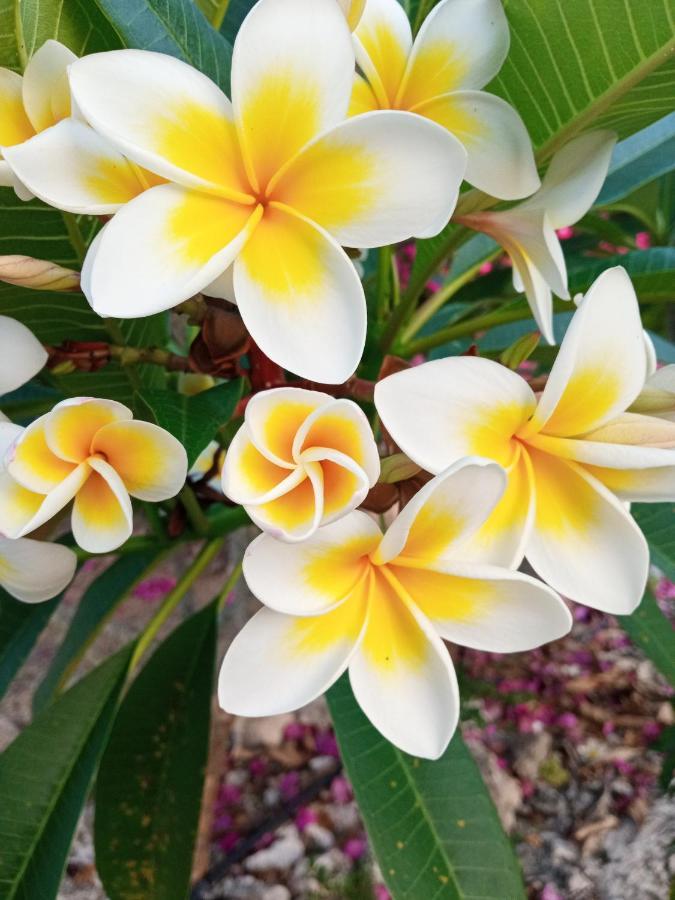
(0, 0), (673, 758)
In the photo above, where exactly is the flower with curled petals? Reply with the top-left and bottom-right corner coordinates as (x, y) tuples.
(376, 267), (675, 615)
(219, 458), (571, 759)
(350, 0), (539, 200)
(0, 536), (77, 603)
(0, 40), (162, 210)
(0, 316), (47, 411)
(222, 388), (379, 542)
(66, 0), (466, 383)
(0, 398), (187, 553)
(460, 130), (616, 343)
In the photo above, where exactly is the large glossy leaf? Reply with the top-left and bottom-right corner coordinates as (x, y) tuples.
(96, 604), (217, 900)
(218, 0), (255, 43)
(0, 588), (62, 702)
(327, 676), (526, 900)
(136, 378), (244, 466)
(195, 0), (229, 28)
(491, 0), (675, 161)
(618, 590), (675, 686)
(596, 113), (675, 207)
(567, 247), (675, 302)
(0, 647), (131, 900)
(34, 552), (161, 713)
(16, 0), (121, 63)
(633, 503), (675, 581)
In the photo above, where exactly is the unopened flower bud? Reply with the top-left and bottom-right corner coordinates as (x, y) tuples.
(0, 255), (80, 291)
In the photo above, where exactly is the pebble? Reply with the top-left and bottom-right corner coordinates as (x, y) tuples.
(245, 825), (304, 873)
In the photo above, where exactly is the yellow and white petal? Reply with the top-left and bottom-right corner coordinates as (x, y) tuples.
(507, 242), (556, 344)
(293, 398), (380, 484)
(243, 510), (380, 615)
(414, 90), (539, 200)
(0, 68), (35, 147)
(0, 537), (77, 603)
(7, 415), (77, 493)
(234, 205), (366, 383)
(631, 364), (675, 421)
(526, 448), (648, 614)
(70, 50), (252, 200)
(398, 0), (509, 108)
(0, 471), (43, 539)
(353, 0), (412, 107)
(246, 462), (324, 542)
(222, 426), (302, 505)
(71, 456), (133, 553)
(527, 267), (646, 438)
(219, 599), (366, 716)
(583, 464), (675, 502)
(14, 462), (91, 539)
(349, 569), (459, 759)
(22, 40), (76, 132)
(337, 0), (366, 30)
(244, 387), (330, 467)
(85, 183), (261, 318)
(391, 562), (571, 652)
(273, 110), (466, 245)
(231, 0), (354, 192)
(44, 397), (131, 463)
(91, 419), (187, 501)
(375, 458), (506, 565)
(375, 355), (535, 474)
(0, 315), (47, 395)
(2, 118), (151, 215)
(301, 448), (371, 524)
(348, 74), (380, 116)
(523, 130), (617, 229)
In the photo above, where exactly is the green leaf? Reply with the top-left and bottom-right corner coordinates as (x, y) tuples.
(218, 0), (255, 43)
(618, 590), (675, 686)
(16, 0), (122, 63)
(0, 588), (61, 702)
(194, 0), (230, 29)
(136, 378), (244, 466)
(596, 113), (675, 207)
(492, 0), (675, 160)
(327, 676), (526, 900)
(567, 248), (675, 302)
(95, 604), (217, 900)
(34, 553), (161, 713)
(0, 647), (131, 900)
(632, 502), (675, 580)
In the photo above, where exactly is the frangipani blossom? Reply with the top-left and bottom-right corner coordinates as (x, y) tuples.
(219, 459), (571, 759)
(460, 131), (617, 343)
(223, 387), (379, 541)
(376, 267), (675, 615)
(0, 398), (187, 553)
(350, 0), (539, 200)
(0, 536), (76, 603)
(0, 316), (47, 405)
(66, 0), (466, 383)
(0, 40), (161, 211)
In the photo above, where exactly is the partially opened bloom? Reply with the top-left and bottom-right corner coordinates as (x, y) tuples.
(0, 536), (76, 603)
(376, 267), (675, 614)
(219, 458), (571, 759)
(460, 131), (617, 342)
(0, 40), (160, 211)
(0, 398), (187, 553)
(350, 0), (539, 200)
(0, 316), (47, 406)
(223, 387), (379, 541)
(67, 0), (466, 383)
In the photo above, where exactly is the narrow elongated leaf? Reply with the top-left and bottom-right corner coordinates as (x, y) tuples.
(327, 676), (526, 900)
(34, 552), (161, 713)
(96, 604), (217, 900)
(0, 647), (131, 900)
(596, 113), (675, 207)
(136, 378), (244, 466)
(0, 588), (61, 702)
(618, 590), (675, 686)
(567, 247), (675, 301)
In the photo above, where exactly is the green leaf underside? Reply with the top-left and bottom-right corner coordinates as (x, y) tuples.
(597, 112), (675, 206)
(34, 552), (160, 714)
(0, 588), (62, 702)
(0, 647), (131, 900)
(136, 378), (244, 467)
(95, 604), (217, 900)
(618, 590), (675, 686)
(327, 676), (526, 900)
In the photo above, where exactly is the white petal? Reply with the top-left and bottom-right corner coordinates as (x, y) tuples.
(0, 537), (77, 603)
(244, 387), (330, 468)
(15, 463), (90, 538)
(71, 456), (133, 553)
(353, 0), (412, 106)
(245, 461), (325, 542)
(203, 265), (235, 302)
(0, 316), (47, 395)
(22, 40), (76, 132)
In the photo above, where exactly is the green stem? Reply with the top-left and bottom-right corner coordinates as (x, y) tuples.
(375, 246), (393, 323)
(143, 502), (166, 540)
(180, 485), (210, 536)
(216, 559), (243, 614)
(61, 213), (87, 266)
(130, 537), (225, 672)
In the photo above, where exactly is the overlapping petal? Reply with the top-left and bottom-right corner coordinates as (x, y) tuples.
(0, 69), (34, 147)
(71, 456), (133, 553)
(21, 40), (75, 132)
(0, 316), (47, 395)
(6, 416), (77, 493)
(353, 0), (412, 107)
(0, 537), (77, 603)
(245, 387), (329, 467)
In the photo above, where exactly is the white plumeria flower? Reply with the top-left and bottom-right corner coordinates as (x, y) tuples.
(0, 316), (47, 409)
(0, 40), (162, 211)
(460, 131), (617, 343)
(350, 0), (539, 200)
(63, 0), (466, 384)
(0, 398), (187, 553)
(376, 267), (675, 615)
(0, 536), (77, 603)
(219, 458), (571, 759)
(222, 387), (379, 542)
